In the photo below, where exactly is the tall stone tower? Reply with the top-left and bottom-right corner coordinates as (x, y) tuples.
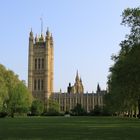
(28, 29), (54, 104)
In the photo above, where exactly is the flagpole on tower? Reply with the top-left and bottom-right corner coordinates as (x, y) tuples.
(40, 17), (43, 34)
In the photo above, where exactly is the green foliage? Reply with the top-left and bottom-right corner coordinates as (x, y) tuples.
(8, 82), (32, 115)
(43, 99), (60, 116)
(106, 7), (140, 116)
(0, 64), (32, 116)
(71, 103), (86, 116)
(90, 105), (111, 116)
(0, 97), (3, 112)
(31, 99), (44, 115)
(48, 99), (59, 113)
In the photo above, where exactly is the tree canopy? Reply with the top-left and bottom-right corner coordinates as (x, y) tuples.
(0, 64), (32, 116)
(106, 7), (140, 117)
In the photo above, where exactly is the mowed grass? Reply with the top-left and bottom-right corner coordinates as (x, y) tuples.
(0, 116), (140, 140)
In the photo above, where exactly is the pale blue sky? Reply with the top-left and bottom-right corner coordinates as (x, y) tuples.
(0, 0), (139, 92)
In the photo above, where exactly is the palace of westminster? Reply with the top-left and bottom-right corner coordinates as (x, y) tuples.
(28, 29), (106, 112)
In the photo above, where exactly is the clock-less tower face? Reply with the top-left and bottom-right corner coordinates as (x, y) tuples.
(28, 30), (54, 103)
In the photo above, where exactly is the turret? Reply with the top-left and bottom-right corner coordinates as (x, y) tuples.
(29, 29), (34, 41)
(67, 83), (72, 93)
(97, 83), (101, 93)
(35, 34), (38, 42)
(29, 29), (34, 54)
(28, 29), (34, 93)
(50, 33), (54, 46)
(44, 28), (53, 99)
(46, 28), (51, 39)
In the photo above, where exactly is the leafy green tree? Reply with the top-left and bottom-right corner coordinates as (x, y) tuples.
(0, 64), (33, 116)
(0, 77), (8, 112)
(47, 99), (59, 115)
(0, 97), (3, 112)
(106, 7), (140, 116)
(31, 99), (44, 115)
(8, 82), (32, 116)
(71, 103), (86, 116)
(0, 64), (32, 116)
(0, 65), (10, 112)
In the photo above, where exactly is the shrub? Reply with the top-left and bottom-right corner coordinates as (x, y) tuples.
(0, 112), (8, 118)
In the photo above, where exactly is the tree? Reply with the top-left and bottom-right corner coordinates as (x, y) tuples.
(0, 64), (32, 117)
(8, 82), (32, 116)
(0, 77), (8, 112)
(106, 7), (140, 117)
(47, 99), (60, 115)
(31, 99), (44, 116)
(71, 103), (86, 116)
(93, 105), (101, 116)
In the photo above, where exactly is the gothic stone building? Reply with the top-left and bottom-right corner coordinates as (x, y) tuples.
(28, 29), (53, 106)
(53, 72), (106, 112)
(28, 30), (106, 112)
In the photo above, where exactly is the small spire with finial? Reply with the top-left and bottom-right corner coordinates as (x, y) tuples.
(46, 27), (51, 37)
(97, 83), (101, 92)
(30, 28), (33, 36)
(29, 28), (34, 41)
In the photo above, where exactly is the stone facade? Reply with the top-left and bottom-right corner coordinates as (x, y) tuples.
(28, 29), (54, 104)
(53, 92), (105, 112)
(53, 74), (106, 112)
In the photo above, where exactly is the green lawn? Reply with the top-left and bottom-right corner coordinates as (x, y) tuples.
(0, 116), (140, 140)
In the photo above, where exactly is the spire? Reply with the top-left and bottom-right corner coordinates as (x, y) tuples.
(97, 83), (101, 92)
(29, 28), (33, 37)
(46, 27), (51, 37)
(75, 70), (80, 82)
(29, 28), (34, 41)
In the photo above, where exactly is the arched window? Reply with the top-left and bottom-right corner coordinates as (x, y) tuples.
(35, 59), (37, 70)
(42, 58), (44, 69)
(38, 58), (40, 69)
(41, 80), (44, 90)
(34, 79), (37, 90)
(38, 79), (40, 90)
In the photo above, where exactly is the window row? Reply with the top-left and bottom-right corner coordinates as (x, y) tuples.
(34, 58), (44, 70)
(34, 79), (44, 91)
